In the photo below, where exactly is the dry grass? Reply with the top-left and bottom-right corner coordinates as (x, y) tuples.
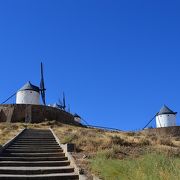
(0, 123), (24, 145)
(0, 121), (179, 156)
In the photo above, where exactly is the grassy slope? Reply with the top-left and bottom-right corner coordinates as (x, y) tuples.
(0, 121), (179, 180)
(52, 122), (180, 179)
(90, 153), (180, 180)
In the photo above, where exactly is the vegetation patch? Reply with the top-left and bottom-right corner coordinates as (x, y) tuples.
(90, 152), (180, 180)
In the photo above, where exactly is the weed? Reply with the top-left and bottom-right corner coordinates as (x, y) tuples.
(110, 135), (131, 146)
(157, 138), (174, 146)
(61, 134), (78, 144)
(138, 138), (151, 146)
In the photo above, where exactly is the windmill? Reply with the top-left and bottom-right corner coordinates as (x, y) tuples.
(40, 62), (46, 105)
(1, 62), (47, 105)
(57, 92), (66, 111)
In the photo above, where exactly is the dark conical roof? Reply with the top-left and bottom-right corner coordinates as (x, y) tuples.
(157, 105), (177, 115)
(18, 81), (40, 92)
(74, 113), (81, 118)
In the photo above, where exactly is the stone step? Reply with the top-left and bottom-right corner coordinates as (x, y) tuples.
(12, 142), (58, 144)
(2, 152), (65, 157)
(0, 173), (79, 180)
(18, 136), (54, 137)
(20, 137), (54, 139)
(20, 137), (54, 138)
(11, 143), (59, 146)
(4, 149), (63, 153)
(14, 140), (57, 143)
(21, 135), (53, 136)
(0, 156), (68, 161)
(8, 147), (61, 150)
(7, 147), (61, 150)
(9, 145), (61, 148)
(22, 131), (51, 132)
(16, 139), (56, 141)
(20, 135), (53, 137)
(13, 143), (58, 145)
(19, 139), (55, 140)
(21, 136), (54, 137)
(0, 166), (74, 175)
(19, 136), (54, 140)
(0, 161), (70, 167)
(13, 142), (57, 144)
(20, 135), (53, 136)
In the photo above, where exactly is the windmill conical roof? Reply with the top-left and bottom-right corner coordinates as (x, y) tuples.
(18, 81), (39, 92)
(74, 113), (81, 118)
(157, 105), (177, 115)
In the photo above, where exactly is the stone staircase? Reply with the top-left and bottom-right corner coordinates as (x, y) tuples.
(0, 129), (79, 179)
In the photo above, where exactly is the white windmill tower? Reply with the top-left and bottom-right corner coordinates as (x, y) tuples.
(16, 63), (46, 105)
(74, 114), (81, 123)
(156, 105), (177, 128)
(16, 81), (40, 105)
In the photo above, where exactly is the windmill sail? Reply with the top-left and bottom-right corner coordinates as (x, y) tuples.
(40, 62), (46, 105)
(57, 92), (66, 110)
(63, 92), (66, 110)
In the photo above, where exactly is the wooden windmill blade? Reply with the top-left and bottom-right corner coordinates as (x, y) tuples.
(40, 62), (46, 105)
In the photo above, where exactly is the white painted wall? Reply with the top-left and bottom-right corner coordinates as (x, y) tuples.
(16, 90), (40, 105)
(156, 114), (176, 128)
(74, 117), (81, 123)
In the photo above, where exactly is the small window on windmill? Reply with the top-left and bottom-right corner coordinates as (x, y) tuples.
(30, 91), (32, 93)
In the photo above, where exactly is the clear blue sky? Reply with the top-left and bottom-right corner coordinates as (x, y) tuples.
(0, 0), (180, 130)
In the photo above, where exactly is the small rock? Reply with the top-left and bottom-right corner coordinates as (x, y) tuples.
(82, 155), (87, 159)
(79, 168), (85, 175)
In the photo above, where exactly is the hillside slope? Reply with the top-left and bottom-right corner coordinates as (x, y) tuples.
(0, 122), (179, 180)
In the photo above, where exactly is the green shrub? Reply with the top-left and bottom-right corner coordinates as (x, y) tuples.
(97, 145), (122, 159)
(61, 134), (78, 144)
